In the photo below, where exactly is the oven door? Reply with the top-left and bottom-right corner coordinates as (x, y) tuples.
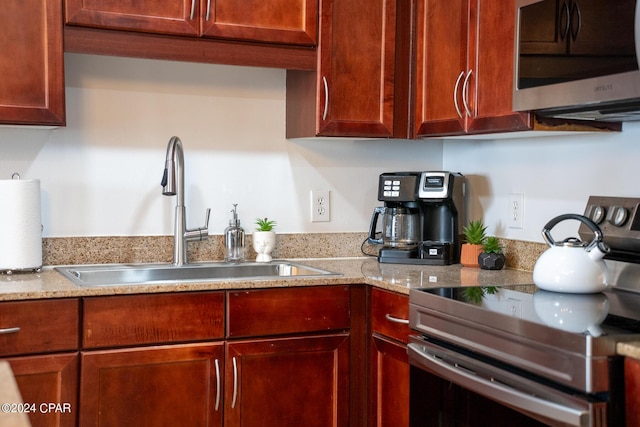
(408, 336), (610, 427)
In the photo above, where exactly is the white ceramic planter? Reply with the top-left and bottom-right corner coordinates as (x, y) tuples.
(253, 231), (276, 263)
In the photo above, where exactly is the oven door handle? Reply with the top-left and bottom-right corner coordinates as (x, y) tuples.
(408, 343), (593, 427)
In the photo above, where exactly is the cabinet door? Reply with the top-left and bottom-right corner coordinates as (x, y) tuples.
(626, 357), (640, 427)
(201, 0), (317, 45)
(225, 334), (349, 427)
(370, 336), (409, 427)
(80, 343), (224, 427)
(8, 353), (78, 427)
(413, 0), (468, 136)
(65, 0), (199, 36)
(466, 0), (530, 134)
(0, 0), (64, 125)
(287, 0), (399, 138)
(317, 0), (398, 137)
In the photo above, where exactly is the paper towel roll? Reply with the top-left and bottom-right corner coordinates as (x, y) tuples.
(0, 178), (42, 271)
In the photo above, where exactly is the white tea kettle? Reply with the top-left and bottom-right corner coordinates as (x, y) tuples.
(533, 214), (610, 293)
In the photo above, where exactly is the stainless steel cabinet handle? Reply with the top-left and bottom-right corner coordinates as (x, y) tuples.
(453, 71), (465, 118)
(462, 69), (473, 118)
(214, 359), (221, 411)
(206, 0), (212, 21)
(385, 314), (409, 324)
(0, 327), (20, 334)
(231, 356), (238, 409)
(190, 0), (196, 20)
(322, 76), (329, 121)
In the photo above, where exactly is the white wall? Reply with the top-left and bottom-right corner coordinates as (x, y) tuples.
(2, 53), (639, 242)
(443, 122), (640, 243)
(0, 54), (443, 237)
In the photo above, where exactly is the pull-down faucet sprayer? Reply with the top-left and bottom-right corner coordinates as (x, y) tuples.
(161, 136), (210, 266)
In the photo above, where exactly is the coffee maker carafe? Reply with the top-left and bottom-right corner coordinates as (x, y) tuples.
(367, 171), (465, 265)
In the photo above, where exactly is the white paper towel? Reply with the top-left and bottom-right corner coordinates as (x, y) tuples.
(0, 178), (42, 271)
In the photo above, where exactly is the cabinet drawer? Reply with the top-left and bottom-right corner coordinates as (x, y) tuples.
(83, 292), (224, 349)
(227, 286), (350, 338)
(0, 299), (79, 357)
(371, 288), (410, 344)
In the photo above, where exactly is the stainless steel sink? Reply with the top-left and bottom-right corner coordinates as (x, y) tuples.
(55, 261), (341, 287)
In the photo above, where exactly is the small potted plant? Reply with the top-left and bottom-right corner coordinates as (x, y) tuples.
(253, 218), (277, 263)
(460, 220), (487, 268)
(478, 236), (506, 270)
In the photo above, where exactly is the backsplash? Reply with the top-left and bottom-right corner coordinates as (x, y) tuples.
(42, 234), (545, 272)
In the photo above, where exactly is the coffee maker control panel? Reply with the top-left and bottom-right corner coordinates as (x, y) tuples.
(418, 172), (452, 199)
(378, 173), (420, 202)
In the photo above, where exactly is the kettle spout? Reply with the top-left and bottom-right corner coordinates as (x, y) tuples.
(587, 241), (610, 261)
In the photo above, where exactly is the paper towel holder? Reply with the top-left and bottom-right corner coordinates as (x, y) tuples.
(0, 173), (43, 275)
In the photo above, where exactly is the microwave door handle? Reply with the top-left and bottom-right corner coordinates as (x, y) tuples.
(407, 343), (591, 427)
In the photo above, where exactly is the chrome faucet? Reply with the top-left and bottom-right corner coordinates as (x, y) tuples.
(161, 136), (210, 266)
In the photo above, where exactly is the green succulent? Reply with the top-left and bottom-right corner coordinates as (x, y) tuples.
(483, 236), (503, 254)
(255, 217), (277, 232)
(463, 220), (487, 245)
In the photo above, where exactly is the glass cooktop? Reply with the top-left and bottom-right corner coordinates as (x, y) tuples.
(416, 284), (640, 337)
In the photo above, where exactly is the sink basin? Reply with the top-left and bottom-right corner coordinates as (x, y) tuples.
(56, 261), (341, 287)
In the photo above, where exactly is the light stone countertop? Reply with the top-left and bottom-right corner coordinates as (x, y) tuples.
(0, 257), (535, 300)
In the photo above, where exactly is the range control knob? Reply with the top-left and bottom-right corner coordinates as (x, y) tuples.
(607, 206), (629, 227)
(588, 205), (606, 224)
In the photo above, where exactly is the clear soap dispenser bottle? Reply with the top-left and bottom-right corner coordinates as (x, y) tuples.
(224, 204), (245, 263)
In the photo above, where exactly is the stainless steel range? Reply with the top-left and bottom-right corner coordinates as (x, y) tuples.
(408, 196), (640, 427)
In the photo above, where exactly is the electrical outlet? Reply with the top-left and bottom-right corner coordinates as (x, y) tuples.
(311, 190), (330, 222)
(508, 193), (524, 229)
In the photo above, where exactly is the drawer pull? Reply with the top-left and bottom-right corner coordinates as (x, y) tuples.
(0, 327), (20, 334)
(385, 314), (409, 325)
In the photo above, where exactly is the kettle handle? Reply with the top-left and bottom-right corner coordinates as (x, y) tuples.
(542, 213), (604, 250)
(368, 206), (385, 245)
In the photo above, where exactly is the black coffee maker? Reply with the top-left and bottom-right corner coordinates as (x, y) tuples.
(367, 171), (465, 265)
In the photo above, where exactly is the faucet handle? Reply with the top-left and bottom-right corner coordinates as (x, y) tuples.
(203, 208), (211, 229)
(185, 208), (210, 242)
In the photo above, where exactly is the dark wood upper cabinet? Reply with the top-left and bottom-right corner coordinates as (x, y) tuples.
(286, 0), (409, 138)
(0, 0), (65, 126)
(65, 0), (317, 46)
(65, 0), (200, 36)
(201, 0), (317, 45)
(413, 0), (530, 137)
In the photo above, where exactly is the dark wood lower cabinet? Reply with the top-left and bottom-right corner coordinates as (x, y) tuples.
(225, 334), (350, 427)
(370, 335), (409, 427)
(8, 353), (78, 427)
(80, 343), (224, 427)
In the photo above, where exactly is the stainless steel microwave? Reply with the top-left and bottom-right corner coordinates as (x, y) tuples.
(513, 0), (640, 121)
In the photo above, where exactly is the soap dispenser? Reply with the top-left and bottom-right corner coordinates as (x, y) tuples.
(224, 204), (245, 263)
